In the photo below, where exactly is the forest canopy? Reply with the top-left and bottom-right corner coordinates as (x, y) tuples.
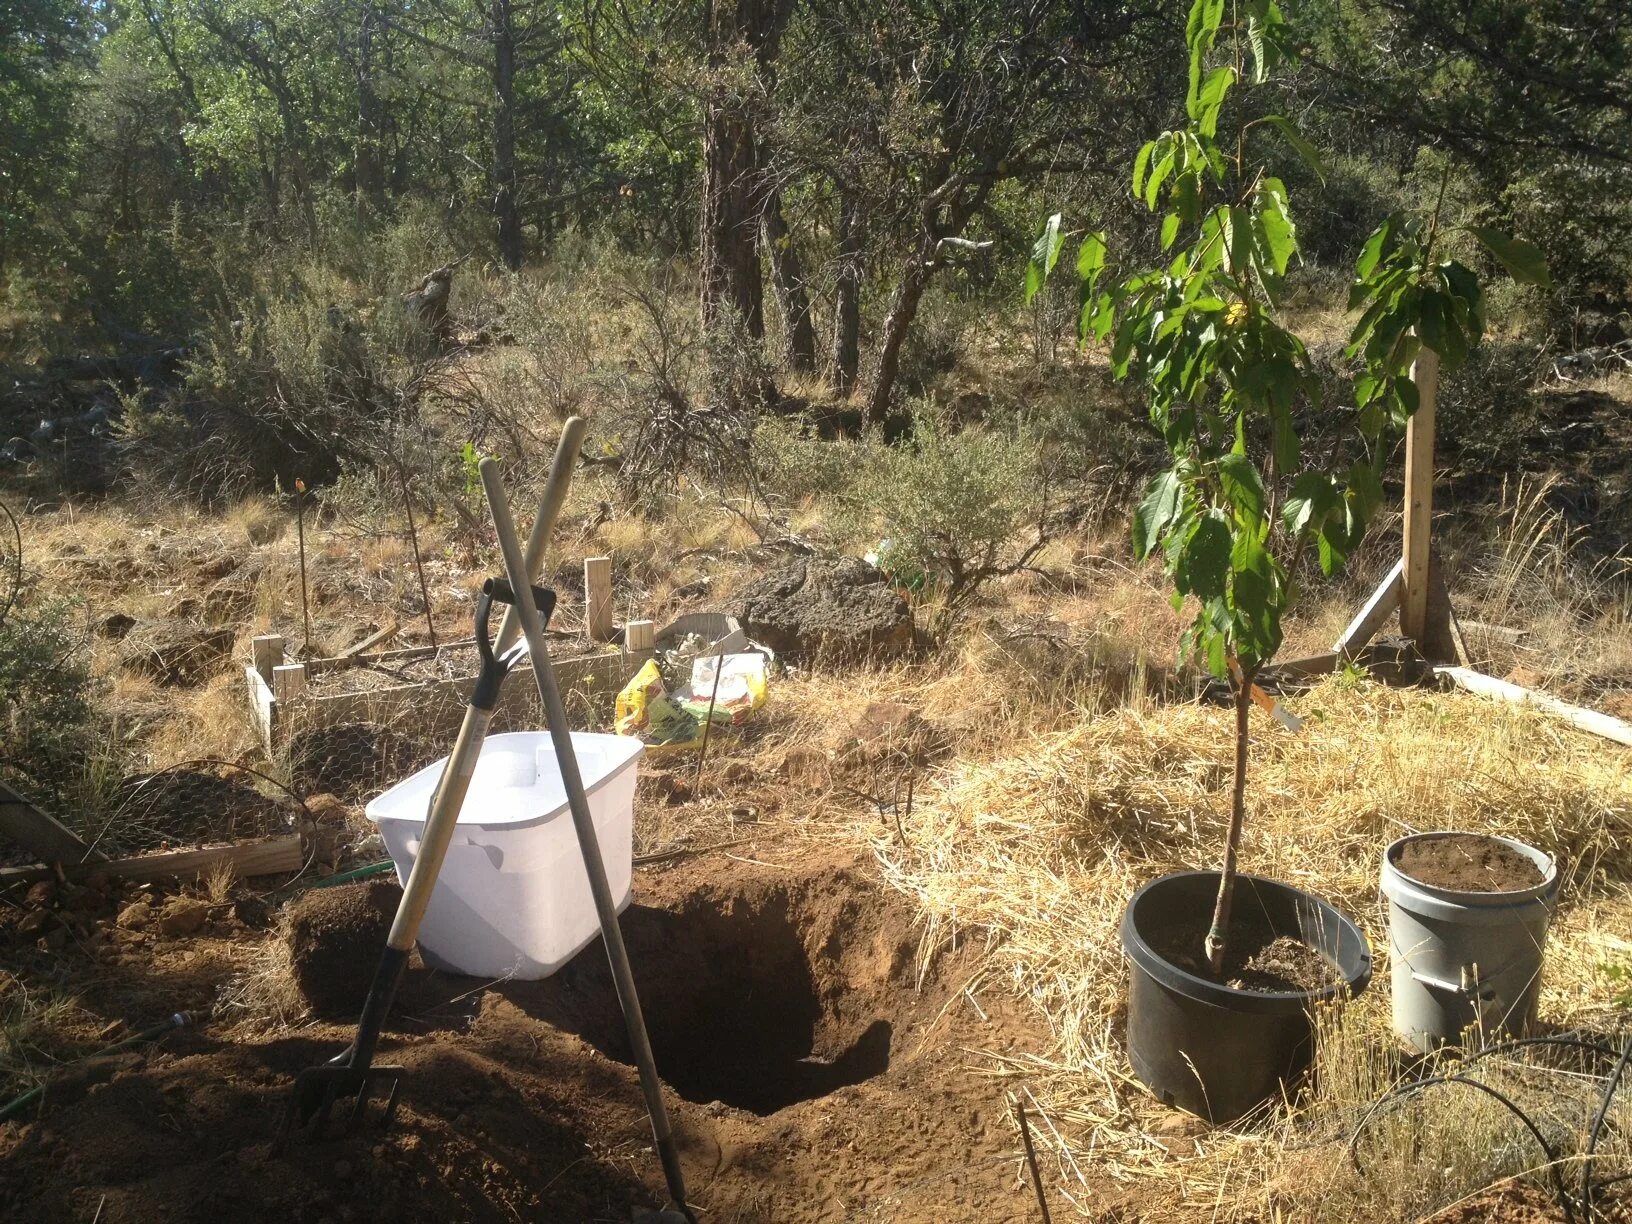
(1, 0), (1629, 404)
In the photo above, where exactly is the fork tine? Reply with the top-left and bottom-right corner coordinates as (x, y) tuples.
(377, 1076), (403, 1129)
(315, 1076), (346, 1138)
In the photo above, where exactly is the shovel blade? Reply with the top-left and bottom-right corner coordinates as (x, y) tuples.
(275, 1063), (404, 1148)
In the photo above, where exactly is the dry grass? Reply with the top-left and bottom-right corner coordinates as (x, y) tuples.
(218, 918), (309, 1033)
(865, 675), (1632, 1219)
(0, 979), (94, 1100)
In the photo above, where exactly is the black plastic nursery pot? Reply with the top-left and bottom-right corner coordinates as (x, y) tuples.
(1120, 871), (1372, 1123)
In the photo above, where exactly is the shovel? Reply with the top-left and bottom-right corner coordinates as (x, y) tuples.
(479, 457), (697, 1223)
(274, 420), (583, 1148)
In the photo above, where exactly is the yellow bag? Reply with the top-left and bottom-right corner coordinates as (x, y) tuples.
(614, 659), (704, 753)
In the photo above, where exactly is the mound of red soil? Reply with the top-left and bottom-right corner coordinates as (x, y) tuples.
(0, 853), (1045, 1223)
(285, 879), (401, 1017)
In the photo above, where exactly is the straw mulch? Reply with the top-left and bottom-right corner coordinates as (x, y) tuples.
(872, 677), (1632, 1220)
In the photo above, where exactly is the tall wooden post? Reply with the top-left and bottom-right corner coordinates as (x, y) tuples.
(1400, 348), (1439, 645)
(584, 556), (614, 642)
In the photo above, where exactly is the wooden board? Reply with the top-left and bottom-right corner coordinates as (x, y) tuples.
(0, 833), (303, 888)
(1400, 348), (1440, 643)
(1423, 551), (1465, 664)
(0, 781), (104, 864)
(247, 648), (638, 752)
(1436, 666), (1632, 748)
(1335, 559), (1404, 659)
(1263, 652), (1340, 681)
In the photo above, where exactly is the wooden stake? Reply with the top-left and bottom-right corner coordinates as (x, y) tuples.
(251, 634), (286, 683)
(1400, 348), (1439, 645)
(692, 654), (727, 791)
(272, 662), (309, 706)
(584, 556), (614, 642)
(625, 619), (656, 659)
(396, 462), (438, 648)
(294, 479), (312, 653)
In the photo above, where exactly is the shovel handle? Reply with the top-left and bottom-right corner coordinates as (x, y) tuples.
(383, 419), (586, 957)
(493, 418), (586, 656)
(478, 458), (694, 1220)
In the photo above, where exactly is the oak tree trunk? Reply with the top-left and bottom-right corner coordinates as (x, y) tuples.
(831, 190), (863, 397)
(492, 0), (523, 271)
(763, 186), (816, 372)
(865, 249), (931, 424)
(354, 5), (386, 219)
(699, 0), (790, 340)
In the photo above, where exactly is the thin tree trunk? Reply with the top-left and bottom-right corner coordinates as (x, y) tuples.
(832, 189), (863, 397)
(355, 4), (386, 220)
(492, 0), (523, 271)
(864, 179), (990, 423)
(763, 186), (816, 372)
(700, 93), (764, 338)
(699, 0), (790, 340)
(1205, 663), (1258, 976)
(865, 241), (932, 424)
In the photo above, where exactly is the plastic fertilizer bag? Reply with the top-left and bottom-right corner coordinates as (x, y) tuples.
(676, 653), (768, 728)
(614, 659), (703, 752)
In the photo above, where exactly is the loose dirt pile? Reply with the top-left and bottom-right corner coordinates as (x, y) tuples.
(0, 852), (1056, 1223)
(284, 878), (402, 1017)
(1390, 832), (1547, 892)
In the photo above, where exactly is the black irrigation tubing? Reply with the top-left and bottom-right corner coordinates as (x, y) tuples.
(1582, 1035), (1632, 1218)
(1347, 1031), (1632, 1223)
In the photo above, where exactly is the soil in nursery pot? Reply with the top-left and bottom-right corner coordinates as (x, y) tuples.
(1146, 907), (1339, 993)
(1392, 833), (1545, 892)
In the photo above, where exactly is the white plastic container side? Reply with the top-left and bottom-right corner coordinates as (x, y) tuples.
(366, 731), (643, 979)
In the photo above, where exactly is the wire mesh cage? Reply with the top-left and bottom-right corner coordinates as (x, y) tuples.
(82, 759), (306, 859)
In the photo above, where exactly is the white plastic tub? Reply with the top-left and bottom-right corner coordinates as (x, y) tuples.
(366, 731), (642, 979)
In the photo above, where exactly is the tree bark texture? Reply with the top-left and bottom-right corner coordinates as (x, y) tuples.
(492, 0), (523, 271)
(354, 5), (387, 218)
(864, 179), (991, 423)
(763, 186), (816, 372)
(831, 189), (863, 397)
(865, 240), (933, 424)
(699, 0), (791, 340)
(1204, 663), (1258, 976)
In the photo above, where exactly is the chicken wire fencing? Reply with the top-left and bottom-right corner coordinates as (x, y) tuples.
(274, 650), (624, 805)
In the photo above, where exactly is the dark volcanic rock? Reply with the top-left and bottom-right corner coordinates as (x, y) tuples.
(736, 556), (913, 661)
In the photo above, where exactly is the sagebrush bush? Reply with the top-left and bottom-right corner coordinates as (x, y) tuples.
(119, 264), (445, 502)
(839, 411), (1052, 614)
(750, 412), (861, 505)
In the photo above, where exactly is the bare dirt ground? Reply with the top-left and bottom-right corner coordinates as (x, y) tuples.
(0, 842), (1099, 1224)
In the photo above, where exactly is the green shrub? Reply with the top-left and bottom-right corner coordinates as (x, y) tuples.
(120, 265), (445, 502)
(750, 413), (860, 505)
(840, 412), (1052, 614)
(0, 596), (99, 808)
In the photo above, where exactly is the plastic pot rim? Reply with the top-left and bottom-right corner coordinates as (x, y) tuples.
(1120, 871), (1372, 1015)
(1380, 830), (1560, 911)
